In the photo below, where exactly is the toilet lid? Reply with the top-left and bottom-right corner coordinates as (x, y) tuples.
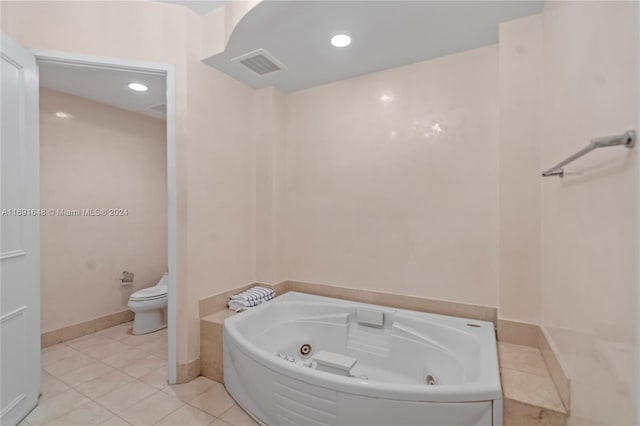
(130, 284), (168, 301)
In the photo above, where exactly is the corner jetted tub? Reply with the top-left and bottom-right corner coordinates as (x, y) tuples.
(223, 292), (502, 426)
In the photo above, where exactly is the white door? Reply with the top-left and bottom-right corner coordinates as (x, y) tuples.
(0, 33), (40, 426)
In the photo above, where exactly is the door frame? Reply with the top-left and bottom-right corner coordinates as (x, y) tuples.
(33, 49), (178, 384)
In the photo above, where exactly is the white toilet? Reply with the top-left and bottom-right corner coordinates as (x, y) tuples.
(128, 272), (168, 335)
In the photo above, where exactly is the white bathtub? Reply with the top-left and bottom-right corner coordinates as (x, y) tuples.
(223, 292), (502, 426)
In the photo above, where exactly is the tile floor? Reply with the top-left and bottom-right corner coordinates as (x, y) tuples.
(20, 322), (257, 426)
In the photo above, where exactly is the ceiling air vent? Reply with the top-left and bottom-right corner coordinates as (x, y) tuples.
(150, 104), (167, 114)
(232, 49), (287, 76)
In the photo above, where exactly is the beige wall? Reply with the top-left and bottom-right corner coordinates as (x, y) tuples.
(281, 46), (500, 307)
(254, 87), (287, 284)
(498, 15), (542, 324)
(539, 2), (639, 424)
(1, 1), (258, 365)
(497, 4), (639, 422)
(39, 88), (167, 332)
(184, 58), (257, 359)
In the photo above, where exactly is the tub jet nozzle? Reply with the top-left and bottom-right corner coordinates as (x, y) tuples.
(298, 343), (313, 358)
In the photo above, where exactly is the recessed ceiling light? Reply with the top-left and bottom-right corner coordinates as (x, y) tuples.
(331, 34), (351, 48)
(128, 82), (148, 92)
(55, 111), (72, 119)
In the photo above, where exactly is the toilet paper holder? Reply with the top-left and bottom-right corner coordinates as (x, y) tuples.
(120, 271), (134, 286)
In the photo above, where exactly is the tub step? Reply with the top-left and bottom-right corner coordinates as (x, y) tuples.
(313, 350), (357, 376)
(499, 342), (568, 426)
(200, 309), (238, 383)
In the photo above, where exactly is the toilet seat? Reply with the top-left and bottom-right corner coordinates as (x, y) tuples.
(129, 284), (168, 301)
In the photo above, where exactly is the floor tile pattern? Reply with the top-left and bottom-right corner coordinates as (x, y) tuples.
(19, 322), (257, 426)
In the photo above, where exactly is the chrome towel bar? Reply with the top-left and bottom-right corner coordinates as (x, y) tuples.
(542, 130), (636, 177)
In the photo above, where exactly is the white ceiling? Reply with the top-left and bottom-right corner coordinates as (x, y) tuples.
(203, 0), (544, 92)
(39, 62), (167, 120)
(159, 0), (226, 15)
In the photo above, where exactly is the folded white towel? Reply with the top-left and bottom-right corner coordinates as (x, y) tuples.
(228, 286), (275, 312)
(228, 296), (273, 312)
(230, 286), (274, 302)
